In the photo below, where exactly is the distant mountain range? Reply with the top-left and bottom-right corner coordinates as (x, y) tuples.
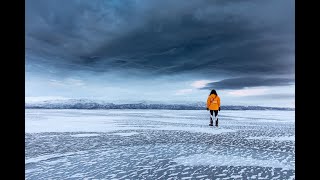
(25, 99), (295, 111)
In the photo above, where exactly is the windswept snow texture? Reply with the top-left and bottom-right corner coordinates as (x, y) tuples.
(25, 109), (295, 179)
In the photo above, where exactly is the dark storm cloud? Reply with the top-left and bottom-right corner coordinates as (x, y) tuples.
(201, 77), (295, 90)
(26, 0), (294, 79)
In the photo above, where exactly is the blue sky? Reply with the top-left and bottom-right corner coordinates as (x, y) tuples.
(25, 0), (295, 107)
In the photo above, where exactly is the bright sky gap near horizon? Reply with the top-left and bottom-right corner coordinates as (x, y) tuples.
(25, 0), (295, 108)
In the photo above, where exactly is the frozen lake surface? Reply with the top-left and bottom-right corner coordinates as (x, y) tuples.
(25, 109), (295, 179)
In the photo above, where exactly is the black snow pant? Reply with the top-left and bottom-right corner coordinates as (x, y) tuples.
(210, 110), (219, 126)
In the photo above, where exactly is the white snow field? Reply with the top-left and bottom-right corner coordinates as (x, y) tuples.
(25, 109), (295, 179)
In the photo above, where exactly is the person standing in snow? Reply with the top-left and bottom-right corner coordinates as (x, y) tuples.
(207, 89), (221, 127)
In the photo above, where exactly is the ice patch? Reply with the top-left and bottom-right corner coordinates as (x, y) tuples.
(25, 168), (41, 174)
(70, 133), (100, 137)
(70, 173), (86, 178)
(246, 136), (295, 141)
(230, 175), (243, 179)
(25, 109), (155, 133)
(44, 158), (68, 165)
(270, 136), (295, 141)
(222, 110), (294, 122)
(25, 151), (88, 164)
(155, 126), (235, 135)
(173, 153), (294, 170)
(112, 132), (139, 136)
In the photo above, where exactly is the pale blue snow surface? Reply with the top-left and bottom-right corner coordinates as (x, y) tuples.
(25, 109), (295, 179)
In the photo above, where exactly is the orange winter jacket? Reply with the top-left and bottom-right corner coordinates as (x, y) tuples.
(207, 94), (220, 110)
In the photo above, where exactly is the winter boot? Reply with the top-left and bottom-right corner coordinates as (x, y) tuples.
(209, 118), (213, 126)
(215, 118), (219, 127)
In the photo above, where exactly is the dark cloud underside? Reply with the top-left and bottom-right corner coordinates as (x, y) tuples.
(202, 77), (294, 90)
(26, 0), (294, 86)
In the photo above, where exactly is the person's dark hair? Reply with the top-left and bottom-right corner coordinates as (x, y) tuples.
(209, 89), (217, 96)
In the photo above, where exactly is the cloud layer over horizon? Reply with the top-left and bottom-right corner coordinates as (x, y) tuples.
(26, 0), (295, 106)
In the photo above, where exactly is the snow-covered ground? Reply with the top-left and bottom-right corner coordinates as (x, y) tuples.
(25, 109), (295, 179)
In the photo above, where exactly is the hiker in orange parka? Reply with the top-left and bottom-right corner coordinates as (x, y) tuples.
(207, 89), (221, 127)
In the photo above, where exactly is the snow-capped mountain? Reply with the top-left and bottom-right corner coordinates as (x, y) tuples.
(25, 99), (294, 110)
